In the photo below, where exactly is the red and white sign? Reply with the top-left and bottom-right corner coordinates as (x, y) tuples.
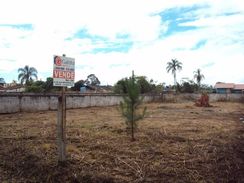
(53, 55), (75, 87)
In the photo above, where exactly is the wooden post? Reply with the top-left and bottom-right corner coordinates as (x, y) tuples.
(62, 87), (66, 148)
(57, 87), (66, 162)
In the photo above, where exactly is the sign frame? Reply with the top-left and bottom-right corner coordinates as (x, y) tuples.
(53, 55), (75, 87)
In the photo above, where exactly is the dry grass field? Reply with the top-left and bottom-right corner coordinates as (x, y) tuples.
(0, 102), (244, 183)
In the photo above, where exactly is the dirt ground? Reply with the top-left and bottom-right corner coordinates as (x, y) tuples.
(0, 101), (244, 183)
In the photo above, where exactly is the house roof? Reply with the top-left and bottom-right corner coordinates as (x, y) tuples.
(0, 84), (24, 91)
(234, 84), (244, 90)
(214, 82), (244, 90)
(214, 83), (235, 89)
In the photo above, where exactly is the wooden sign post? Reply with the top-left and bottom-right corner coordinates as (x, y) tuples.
(57, 87), (66, 162)
(53, 54), (75, 163)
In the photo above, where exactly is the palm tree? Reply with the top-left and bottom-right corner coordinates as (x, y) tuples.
(166, 59), (182, 86)
(18, 65), (38, 85)
(193, 69), (204, 88)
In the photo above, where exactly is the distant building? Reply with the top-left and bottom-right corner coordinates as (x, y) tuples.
(234, 84), (244, 94)
(80, 86), (87, 93)
(214, 82), (244, 94)
(78, 85), (112, 93)
(79, 85), (95, 93)
(0, 80), (25, 92)
(96, 85), (113, 93)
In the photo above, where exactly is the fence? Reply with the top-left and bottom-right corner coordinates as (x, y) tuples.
(0, 92), (243, 114)
(0, 93), (161, 114)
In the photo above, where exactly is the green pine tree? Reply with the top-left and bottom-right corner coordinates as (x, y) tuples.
(120, 71), (147, 141)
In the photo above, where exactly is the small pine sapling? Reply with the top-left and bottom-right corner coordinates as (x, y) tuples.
(120, 71), (147, 141)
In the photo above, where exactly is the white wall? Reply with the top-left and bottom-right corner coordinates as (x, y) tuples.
(0, 93), (243, 114)
(0, 93), (150, 113)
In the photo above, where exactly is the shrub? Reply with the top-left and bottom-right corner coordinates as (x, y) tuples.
(195, 93), (211, 107)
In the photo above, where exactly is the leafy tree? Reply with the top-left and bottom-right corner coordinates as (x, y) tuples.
(71, 80), (85, 91)
(166, 59), (182, 86)
(113, 78), (128, 94)
(176, 79), (198, 93)
(18, 65), (38, 85)
(193, 69), (205, 89)
(155, 83), (165, 93)
(25, 77), (60, 93)
(201, 84), (213, 93)
(42, 77), (60, 92)
(120, 71), (146, 141)
(136, 76), (156, 94)
(114, 76), (157, 94)
(25, 80), (45, 92)
(43, 77), (54, 92)
(85, 74), (100, 86)
(182, 80), (197, 93)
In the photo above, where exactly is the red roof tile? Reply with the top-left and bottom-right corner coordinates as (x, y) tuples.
(234, 84), (244, 90)
(214, 83), (235, 89)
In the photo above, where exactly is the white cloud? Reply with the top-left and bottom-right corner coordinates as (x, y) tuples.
(0, 0), (244, 86)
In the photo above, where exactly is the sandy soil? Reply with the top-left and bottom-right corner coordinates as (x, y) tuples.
(0, 101), (244, 183)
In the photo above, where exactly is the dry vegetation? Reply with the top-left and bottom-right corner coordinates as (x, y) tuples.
(0, 102), (244, 182)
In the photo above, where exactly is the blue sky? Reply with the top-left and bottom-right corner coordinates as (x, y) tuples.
(0, 0), (244, 85)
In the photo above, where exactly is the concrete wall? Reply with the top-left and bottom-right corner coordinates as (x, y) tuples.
(66, 95), (124, 109)
(0, 93), (159, 114)
(0, 93), (243, 114)
(0, 95), (20, 113)
(209, 93), (244, 102)
(162, 93), (244, 102)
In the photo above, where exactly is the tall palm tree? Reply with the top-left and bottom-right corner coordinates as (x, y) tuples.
(18, 65), (38, 85)
(193, 69), (204, 88)
(166, 59), (182, 86)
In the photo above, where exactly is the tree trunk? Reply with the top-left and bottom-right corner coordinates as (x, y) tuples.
(174, 72), (176, 86)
